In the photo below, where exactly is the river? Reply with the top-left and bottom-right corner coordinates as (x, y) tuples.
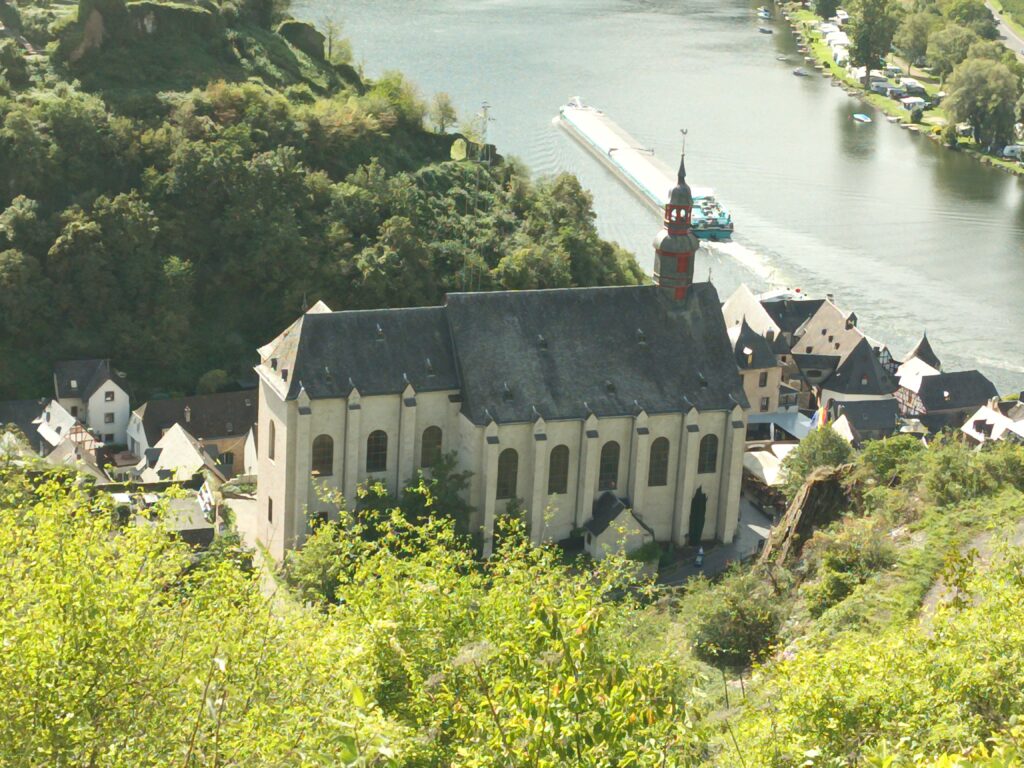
(294, 0), (1024, 393)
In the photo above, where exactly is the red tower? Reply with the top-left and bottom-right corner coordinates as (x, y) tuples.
(653, 140), (700, 300)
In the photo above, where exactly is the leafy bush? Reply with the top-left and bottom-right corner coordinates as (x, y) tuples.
(857, 433), (925, 485)
(802, 516), (897, 616)
(686, 567), (781, 670)
(780, 425), (854, 499)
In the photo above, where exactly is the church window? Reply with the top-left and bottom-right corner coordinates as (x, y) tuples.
(312, 435), (334, 476)
(698, 435), (718, 474)
(268, 420), (276, 460)
(366, 430), (388, 473)
(598, 442), (620, 491)
(421, 426), (443, 468)
(497, 448), (518, 500)
(648, 437), (670, 487)
(548, 445), (569, 494)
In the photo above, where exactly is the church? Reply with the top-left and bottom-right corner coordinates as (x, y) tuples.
(255, 151), (749, 561)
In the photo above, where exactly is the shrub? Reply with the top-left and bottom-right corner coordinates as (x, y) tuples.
(780, 425), (854, 500)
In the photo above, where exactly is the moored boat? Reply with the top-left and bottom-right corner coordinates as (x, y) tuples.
(758, 26), (773, 33)
(852, 113), (872, 123)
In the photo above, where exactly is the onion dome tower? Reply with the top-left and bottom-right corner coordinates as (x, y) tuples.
(654, 132), (700, 301)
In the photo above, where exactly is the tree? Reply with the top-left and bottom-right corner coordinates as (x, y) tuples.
(946, 0), (998, 39)
(849, 0), (903, 85)
(428, 91), (458, 133)
(927, 23), (979, 79)
(944, 57), (1021, 148)
(196, 369), (231, 394)
(815, 0), (841, 19)
(894, 11), (936, 73)
(780, 425), (855, 499)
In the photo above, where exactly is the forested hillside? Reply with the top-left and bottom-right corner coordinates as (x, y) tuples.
(0, 0), (642, 400)
(2, 430), (1024, 766)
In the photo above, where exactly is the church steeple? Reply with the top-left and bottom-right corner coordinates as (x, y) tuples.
(654, 131), (699, 300)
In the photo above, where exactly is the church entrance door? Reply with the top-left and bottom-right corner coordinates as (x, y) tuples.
(688, 486), (707, 545)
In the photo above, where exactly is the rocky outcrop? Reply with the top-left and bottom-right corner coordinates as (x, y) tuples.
(66, 0), (218, 62)
(276, 19), (324, 61)
(758, 464), (853, 566)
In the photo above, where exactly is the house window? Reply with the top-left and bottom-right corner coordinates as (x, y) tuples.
(220, 451), (235, 467)
(758, 371), (769, 388)
(104, 412), (115, 424)
(698, 435), (718, 474)
(648, 437), (669, 487)
(104, 434), (114, 444)
(366, 430), (388, 473)
(268, 420), (276, 460)
(766, 330), (775, 342)
(496, 448), (518, 500)
(760, 397), (770, 412)
(312, 434), (334, 476)
(70, 406), (78, 418)
(104, 390), (114, 402)
(598, 441), (620, 491)
(421, 426), (443, 468)
(805, 346), (813, 353)
(548, 444), (569, 495)
(267, 498), (273, 523)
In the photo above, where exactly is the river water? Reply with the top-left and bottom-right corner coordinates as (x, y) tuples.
(295, 0), (1024, 393)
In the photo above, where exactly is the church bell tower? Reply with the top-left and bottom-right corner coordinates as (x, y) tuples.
(654, 133), (699, 300)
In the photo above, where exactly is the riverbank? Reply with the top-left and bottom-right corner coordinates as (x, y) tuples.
(780, 2), (1024, 178)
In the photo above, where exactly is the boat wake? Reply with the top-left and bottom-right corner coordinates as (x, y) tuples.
(702, 238), (777, 283)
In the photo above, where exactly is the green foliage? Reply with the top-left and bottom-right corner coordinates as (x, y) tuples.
(927, 23), (980, 78)
(195, 368), (230, 393)
(802, 515), (897, 616)
(946, 0), (998, 38)
(780, 424), (854, 499)
(849, 0), (903, 79)
(895, 11), (937, 67)
(944, 56), (1022, 147)
(686, 567), (781, 670)
(815, 0), (841, 19)
(0, 74), (641, 400)
(856, 433), (925, 485)
(0, 38), (29, 88)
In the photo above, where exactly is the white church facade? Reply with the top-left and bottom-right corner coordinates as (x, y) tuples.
(255, 151), (749, 562)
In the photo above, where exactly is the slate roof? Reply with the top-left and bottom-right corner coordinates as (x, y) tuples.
(834, 399), (899, 437)
(280, 307), (460, 399)
(906, 333), (941, 370)
(265, 283), (746, 425)
(135, 390), (258, 446)
(917, 370), (998, 413)
(822, 338), (898, 397)
(730, 319), (776, 370)
(444, 283), (745, 424)
(583, 491), (655, 537)
(760, 298), (824, 335)
(792, 353), (840, 385)
(53, 359), (119, 400)
(0, 399), (46, 447)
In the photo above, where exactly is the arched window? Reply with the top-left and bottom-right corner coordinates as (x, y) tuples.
(548, 444), (569, 495)
(267, 420), (276, 460)
(698, 434), (718, 474)
(598, 441), (620, 491)
(496, 448), (518, 500)
(312, 434), (333, 476)
(421, 426), (442, 468)
(648, 437), (670, 487)
(366, 430), (388, 473)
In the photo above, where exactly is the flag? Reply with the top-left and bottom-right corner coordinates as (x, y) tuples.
(198, 481), (215, 522)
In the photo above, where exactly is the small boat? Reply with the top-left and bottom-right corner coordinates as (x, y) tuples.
(759, 26), (773, 34)
(758, 9), (772, 19)
(776, 54), (789, 61)
(852, 113), (872, 123)
(886, 114), (900, 123)
(792, 67), (810, 77)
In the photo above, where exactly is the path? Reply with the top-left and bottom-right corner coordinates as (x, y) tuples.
(987, 2), (1024, 62)
(919, 517), (1024, 631)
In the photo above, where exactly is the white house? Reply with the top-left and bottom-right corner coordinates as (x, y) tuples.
(135, 423), (227, 484)
(53, 359), (131, 446)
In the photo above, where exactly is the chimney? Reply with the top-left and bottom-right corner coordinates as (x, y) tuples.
(183, 405), (191, 423)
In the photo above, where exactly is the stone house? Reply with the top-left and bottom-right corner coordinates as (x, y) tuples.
(52, 359), (131, 446)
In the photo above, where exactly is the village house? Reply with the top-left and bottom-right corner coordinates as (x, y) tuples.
(52, 359), (131, 446)
(136, 423), (228, 484)
(961, 396), (1024, 445)
(255, 152), (749, 561)
(898, 370), (999, 432)
(127, 390), (258, 477)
